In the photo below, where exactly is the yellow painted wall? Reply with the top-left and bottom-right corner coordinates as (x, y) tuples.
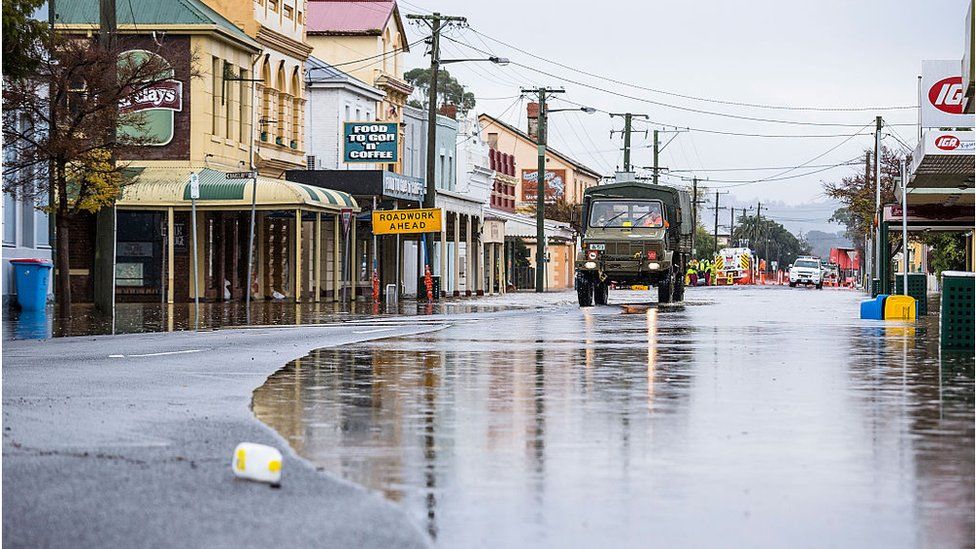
(190, 35), (254, 171)
(479, 116), (599, 207)
(307, 35), (386, 84)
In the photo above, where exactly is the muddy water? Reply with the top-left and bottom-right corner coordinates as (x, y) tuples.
(252, 288), (974, 548)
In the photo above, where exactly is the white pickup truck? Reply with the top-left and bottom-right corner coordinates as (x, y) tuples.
(789, 257), (824, 289)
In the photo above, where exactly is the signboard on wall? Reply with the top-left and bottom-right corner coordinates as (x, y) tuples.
(372, 208), (442, 235)
(382, 172), (424, 202)
(117, 49), (184, 146)
(921, 60), (975, 128)
(343, 122), (399, 163)
(520, 169), (566, 203)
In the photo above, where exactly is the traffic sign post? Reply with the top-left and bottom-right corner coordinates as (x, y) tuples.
(188, 172), (200, 330)
(240, 171), (258, 323)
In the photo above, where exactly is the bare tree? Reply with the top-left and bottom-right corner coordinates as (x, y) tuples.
(3, 32), (197, 314)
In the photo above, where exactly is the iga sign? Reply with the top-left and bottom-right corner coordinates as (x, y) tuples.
(343, 122), (398, 163)
(520, 169), (566, 203)
(926, 130), (974, 153)
(921, 60), (975, 128)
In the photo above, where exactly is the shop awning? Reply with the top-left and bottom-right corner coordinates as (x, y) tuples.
(487, 208), (575, 241)
(907, 130), (975, 207)
(118, 168), (358, 211)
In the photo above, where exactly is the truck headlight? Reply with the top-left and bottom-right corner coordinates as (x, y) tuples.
(647, 262), (660, 270)
(584, 261), (597, 269)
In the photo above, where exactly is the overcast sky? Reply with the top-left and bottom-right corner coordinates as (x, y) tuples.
(397, 0), (969, 234)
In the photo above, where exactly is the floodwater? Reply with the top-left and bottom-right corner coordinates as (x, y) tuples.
(0, 298), (512, 341)
(252, 287), (974, 548)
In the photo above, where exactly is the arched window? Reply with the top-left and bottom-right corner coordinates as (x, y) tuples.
(260, 59), (272, 141)
(276, 63), (287, 144)
(290, 68), (302, 147)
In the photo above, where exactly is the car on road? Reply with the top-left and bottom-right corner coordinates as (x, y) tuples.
(575, 180), (693, 306)
(789, 257), (824, 289)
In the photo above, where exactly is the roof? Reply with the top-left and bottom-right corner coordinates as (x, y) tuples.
(118, 168), (357, 211)
(55, 0), (259, 50)
(478, 113), (602, 179)
(486, 208), (574, 240)
(306, 0), (407, 45)
(306, 56), (385, 99)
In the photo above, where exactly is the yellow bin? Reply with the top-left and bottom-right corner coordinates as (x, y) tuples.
(884, 295), (917, 320)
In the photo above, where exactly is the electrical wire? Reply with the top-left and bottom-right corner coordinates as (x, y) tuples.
(466, 27), (919, 113)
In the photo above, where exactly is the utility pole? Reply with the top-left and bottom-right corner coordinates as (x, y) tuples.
(406, 12), (467, 272)
(756, 201), (768, 270)
(712, 191), (729, 252)
(93, 0), (118, 314)
(873, 116), (883, 293)
(653, 129), (660, 184)
(609, 112), (648, 172)
(520, 87), (565, 293)
(863, 150), (872, 293)
(691, 177), (698, 255)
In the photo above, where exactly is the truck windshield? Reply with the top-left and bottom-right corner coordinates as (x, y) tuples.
(794, 260), (819, 269)
(589, 200), (664, 228)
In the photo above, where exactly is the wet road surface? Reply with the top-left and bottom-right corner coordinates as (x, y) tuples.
(252, 287), (974, 548)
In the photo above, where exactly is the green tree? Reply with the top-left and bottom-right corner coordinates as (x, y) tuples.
(404, 67), (476, 115)
(694, 225), (718, 259)
(2, 0), (48, 80)
(919, 233), (967, 277)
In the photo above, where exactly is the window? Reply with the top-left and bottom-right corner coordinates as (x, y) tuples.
(239, 69), (249, 143)
(3, 191), (16, 245)
(269, 0), (278, 11)
(211, 57), (221, 136)
(284, 4), (293, 19)
(487, 132), (498, 149)
(588, 200), (664, 228)
(344, 105), (350, 120)
(224, 62), (234, 139)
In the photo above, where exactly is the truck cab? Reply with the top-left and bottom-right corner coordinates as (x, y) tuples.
(575, 181), (692, 306)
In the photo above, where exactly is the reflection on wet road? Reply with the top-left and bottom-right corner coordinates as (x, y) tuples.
(252, 287), (974, 548)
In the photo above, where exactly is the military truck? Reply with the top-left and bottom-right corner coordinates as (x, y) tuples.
(575, 182), (693, 306)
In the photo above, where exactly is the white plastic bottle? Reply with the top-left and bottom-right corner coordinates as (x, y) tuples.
(232, 442), (283, 485)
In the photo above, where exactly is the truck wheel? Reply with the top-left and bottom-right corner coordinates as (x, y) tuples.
(789, 282), (796, 288)
(673, 272), (685, 302)
(594, 282), (609, 305)
(658, 274), (673, 304)
(577, 278), (593, 307)
(816, 282), (823, 290)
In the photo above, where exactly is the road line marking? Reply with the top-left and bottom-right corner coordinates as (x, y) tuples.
(109, 349), (205, 358)
(351, 328), (397, 334)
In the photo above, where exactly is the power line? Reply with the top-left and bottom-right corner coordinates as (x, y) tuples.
(466, 27), (918, 113)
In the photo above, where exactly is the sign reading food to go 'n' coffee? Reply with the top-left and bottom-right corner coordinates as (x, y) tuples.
(372, 208), (442, 235)
(343, 122), (399, 163)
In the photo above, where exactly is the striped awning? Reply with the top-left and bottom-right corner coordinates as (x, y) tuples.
(118, 167), (358, 211)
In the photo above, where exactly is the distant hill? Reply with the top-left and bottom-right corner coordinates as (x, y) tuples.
(803, 230), (852, 258)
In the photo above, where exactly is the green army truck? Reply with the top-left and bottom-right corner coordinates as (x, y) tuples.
(575, 182), (693, 306)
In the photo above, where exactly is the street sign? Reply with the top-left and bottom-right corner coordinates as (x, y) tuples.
(340, 208), (353, 235)
(226, 171), (256, 180)
(188, 172), (200, 199)
(372, 208), (442, 235)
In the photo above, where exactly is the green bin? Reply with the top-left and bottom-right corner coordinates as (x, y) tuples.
(895, 273), (928, 316)
(940, 271), (975, 351)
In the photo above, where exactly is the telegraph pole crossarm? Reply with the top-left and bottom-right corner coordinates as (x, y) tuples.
(609, 113), (649, 173)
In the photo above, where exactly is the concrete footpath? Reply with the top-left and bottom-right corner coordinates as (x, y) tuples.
(2, 320), (460, 548)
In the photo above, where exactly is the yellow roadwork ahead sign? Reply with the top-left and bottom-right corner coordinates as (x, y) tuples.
(372, 208), (442, 235)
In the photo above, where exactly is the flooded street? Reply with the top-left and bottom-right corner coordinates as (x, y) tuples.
(252, 287), (973, 548)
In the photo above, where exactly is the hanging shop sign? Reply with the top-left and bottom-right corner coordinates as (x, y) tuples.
(343, 122), (399, 163)
(521, 169), (566, 203)
(921, 60), (974, 129)
(372, 208), (442, 235)
(382, 172), (425, 202)
(117, 50), (184, 146)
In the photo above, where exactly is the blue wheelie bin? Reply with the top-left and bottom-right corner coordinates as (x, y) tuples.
(10, 258), (53, 311)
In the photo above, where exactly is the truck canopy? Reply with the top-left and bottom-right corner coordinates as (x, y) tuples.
(582, 182), (693, 237)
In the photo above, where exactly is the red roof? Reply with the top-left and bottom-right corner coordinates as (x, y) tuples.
(307, 1), (397, 35)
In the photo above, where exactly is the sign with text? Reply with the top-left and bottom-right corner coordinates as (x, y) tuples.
(382, 172), (424, 202)
(117, 49), (183, 146)
(921, 60), (975, 128)
(343, 122), (399, 163)
(372, 208), (442, 235)
(521, 169), (566, 203)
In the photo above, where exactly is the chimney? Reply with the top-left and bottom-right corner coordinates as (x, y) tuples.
(438, 104), (457, 120)
(527, 102), (539, 140)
